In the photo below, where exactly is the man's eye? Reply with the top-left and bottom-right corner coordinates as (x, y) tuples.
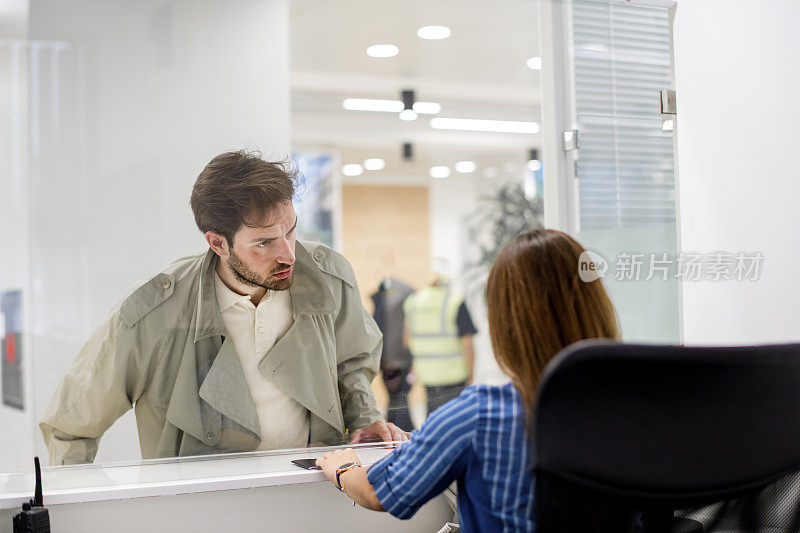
(257, 241), (270, 248)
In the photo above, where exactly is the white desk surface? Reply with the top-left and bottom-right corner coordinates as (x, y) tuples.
(0, 442), (399, 510)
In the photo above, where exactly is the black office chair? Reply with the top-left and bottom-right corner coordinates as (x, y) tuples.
(532, 340), (800, 533)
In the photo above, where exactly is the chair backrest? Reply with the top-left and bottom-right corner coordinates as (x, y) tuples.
(532, 340), (800, 532)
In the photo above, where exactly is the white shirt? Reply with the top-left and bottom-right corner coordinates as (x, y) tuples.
(214, 272), (310, 450)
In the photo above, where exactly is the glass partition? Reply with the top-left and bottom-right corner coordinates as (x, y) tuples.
(1, 0), (684, 474)
(570, 0), (680, 343)
(1, 0), (545, 471)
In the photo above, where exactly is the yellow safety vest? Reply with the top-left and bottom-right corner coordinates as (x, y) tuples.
(403, 285), (469, 386)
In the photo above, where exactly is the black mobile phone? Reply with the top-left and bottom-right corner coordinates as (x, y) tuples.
(291, 458), (322, 470)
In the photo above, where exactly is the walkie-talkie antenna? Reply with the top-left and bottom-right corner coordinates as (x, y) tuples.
(33, 456), (43, 507)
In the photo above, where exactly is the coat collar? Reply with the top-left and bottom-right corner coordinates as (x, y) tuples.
(193, 241), (335, 342)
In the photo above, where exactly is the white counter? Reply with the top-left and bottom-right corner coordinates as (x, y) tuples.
(0, 443), (455, 532)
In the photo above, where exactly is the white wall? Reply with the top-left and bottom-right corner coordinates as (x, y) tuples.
(0, 0), (290, 469)
(673, 0), (800, 344)
(0, 0), (35, 474)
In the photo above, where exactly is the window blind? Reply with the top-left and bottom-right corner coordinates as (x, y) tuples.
(572, 0), (676, 230)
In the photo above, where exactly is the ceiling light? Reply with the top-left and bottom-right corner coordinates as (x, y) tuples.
(526, 56), (542, 70)
(417, 26), (451, 40)
(527, 160), (542, 172)
(430, 118), (541, 134)
(430, 166), (451, 179)
(342, 164), (364, 177)
(366, 44), (399, 58)
(342, 98), (441, 114)
(363, 158), (386, 171)
(399, 109), (418, 121)
(343, 98), (403, 112)
(399, 90), (417, 121)
(455, 161), (476, 173)
(412, 102), (441, 114)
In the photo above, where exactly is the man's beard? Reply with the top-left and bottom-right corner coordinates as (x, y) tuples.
(228, 250), (294, 291)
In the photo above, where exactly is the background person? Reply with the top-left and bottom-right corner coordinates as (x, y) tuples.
(403, 276), (477, 417)
(371, 277), (416, 432)
(317, 229), (621, 532)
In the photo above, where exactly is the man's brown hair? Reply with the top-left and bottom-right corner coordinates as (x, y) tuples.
(486, 229), (621, 418)
(190, 150), (298, 245)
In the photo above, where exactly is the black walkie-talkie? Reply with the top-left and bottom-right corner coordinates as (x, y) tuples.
(12, 457), (50, 532)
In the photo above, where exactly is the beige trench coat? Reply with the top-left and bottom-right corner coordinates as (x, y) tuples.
(40, 241), (383, 465)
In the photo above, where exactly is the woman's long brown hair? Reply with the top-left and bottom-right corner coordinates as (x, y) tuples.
(486, 229), (621, 418)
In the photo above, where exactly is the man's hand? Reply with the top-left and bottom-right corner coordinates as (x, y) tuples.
(349, 421), (410, 444)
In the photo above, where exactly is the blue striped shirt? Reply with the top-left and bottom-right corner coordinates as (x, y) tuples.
(367, 383), (536, 532)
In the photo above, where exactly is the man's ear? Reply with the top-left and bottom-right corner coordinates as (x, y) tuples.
(204, 231), (230, 258)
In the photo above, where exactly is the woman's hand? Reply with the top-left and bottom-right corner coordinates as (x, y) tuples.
(316, 448), (361, 488)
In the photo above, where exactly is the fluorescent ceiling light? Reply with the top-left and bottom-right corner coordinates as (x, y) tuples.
(342, 164), (364, 177)
(412, 102), (441, 114)
(399, 109), (418, 121)
(417, 26), (451, 40)
(430, 166), (451, 179)
(526, 56), (542, 70)
(343, 98), (403, 112)
(363, 158), (386, 171)
(366, 44), (399, 58)
(342, 99), (440, 114)
(430, 118), (541, 134)
(454, 161), (476, 174)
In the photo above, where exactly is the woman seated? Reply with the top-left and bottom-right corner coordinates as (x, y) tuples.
(316, 229), (621, 532)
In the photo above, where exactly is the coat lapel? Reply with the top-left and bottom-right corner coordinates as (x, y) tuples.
(199, 336), (262, 437)
(165, 333), (223, 446)
(257, 316), (344, 433)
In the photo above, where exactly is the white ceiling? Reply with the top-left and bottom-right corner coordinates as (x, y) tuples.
(290, 0), (542, 182)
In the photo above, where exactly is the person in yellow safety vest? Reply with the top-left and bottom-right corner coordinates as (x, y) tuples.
(403, 278), (477, 417)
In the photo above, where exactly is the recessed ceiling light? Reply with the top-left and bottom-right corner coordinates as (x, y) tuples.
(454, 161), (476, 173)
(342, 164), (364, 177)
(363, 158), (386, 171)
(526, 56), (542, 70)
(417, 26), (451, 40)
(412, 102), (441, 114)
(399, 109), (418, 121)
(430, 118), (541, 134)
(430, 166), (451, 179)
(366, 44), (399, 58)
